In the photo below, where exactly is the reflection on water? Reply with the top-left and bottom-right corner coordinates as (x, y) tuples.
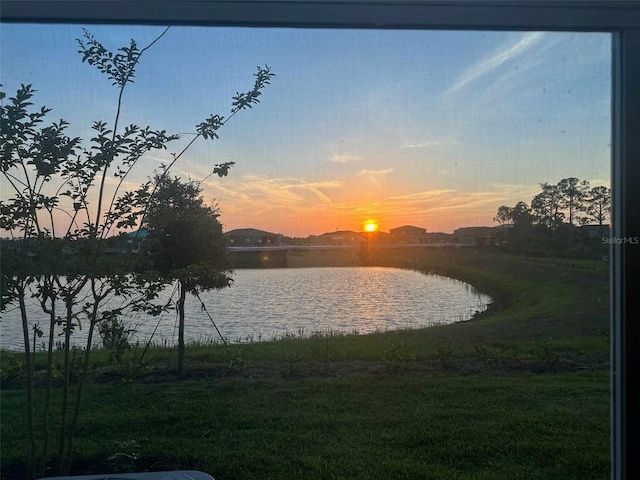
(0, 267), (491, 351)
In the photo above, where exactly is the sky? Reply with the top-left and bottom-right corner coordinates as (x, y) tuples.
(1, 24), (611, 236)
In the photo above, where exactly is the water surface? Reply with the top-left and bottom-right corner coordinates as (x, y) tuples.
(0, 267), (491, 351)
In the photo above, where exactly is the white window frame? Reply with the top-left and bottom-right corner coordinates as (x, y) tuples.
(2, 2), (639, 479)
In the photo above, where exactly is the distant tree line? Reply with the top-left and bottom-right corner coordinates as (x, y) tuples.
(494, 177), (610, 258)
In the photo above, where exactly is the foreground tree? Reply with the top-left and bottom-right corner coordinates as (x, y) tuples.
(0, 28), (272, 478)
(143, 175), (233, 376)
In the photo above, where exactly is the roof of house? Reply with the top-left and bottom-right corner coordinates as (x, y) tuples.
(224, 228), (278, 237)
(317, 230), (360, 238)
(453, 226), (496, 235)
(126, 228), (150, 238)
(390, 225), (427, 233)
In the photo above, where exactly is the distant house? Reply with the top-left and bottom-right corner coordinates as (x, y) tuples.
(362, 230), (390, 244)
(224, 228), (282, 247)
(125, 228), (150, 253)
(389, 225), (427, 244)
(307, 230), (392, 245)
(312, 230), (362, 246)
(424, 232), (454, 244)
(104, 228), (151, 254)
(453, 226), (499, 246)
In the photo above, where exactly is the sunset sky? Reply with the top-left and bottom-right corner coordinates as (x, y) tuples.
(1, 25), (611, 236)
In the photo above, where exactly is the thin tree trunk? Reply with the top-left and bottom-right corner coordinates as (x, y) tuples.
(19, 283), (37, 480)
(569, 204), (574, 225)
(41, 277), (57, 478)
(599, 204), (604, 238)
(57, 299), (73, 475)
(64, 278), (106, 472)
(177, 280), (186, 377)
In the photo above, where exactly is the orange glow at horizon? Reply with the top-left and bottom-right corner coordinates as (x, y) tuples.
(363, 220), (379, 232)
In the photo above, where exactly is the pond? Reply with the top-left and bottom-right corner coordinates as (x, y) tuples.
(0, 267), (492, 351)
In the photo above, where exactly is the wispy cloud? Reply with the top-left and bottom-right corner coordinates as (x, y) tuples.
(356, 169), (394, 183)
(209, 176), (533, 235)
(203, 174), (352, 234)
(387, 189), (503, 212)
(487, 182), (542, 197)
(292, 180), (344, 206)
(357, 169), (393, 175)
(330, 152), (360, 163)
(445, 32), (546, 95)
(400, 141), (439, 149)
(202, 174), (344, 215)
(386, 190), (456, 203)
(325, 188), (512, 233)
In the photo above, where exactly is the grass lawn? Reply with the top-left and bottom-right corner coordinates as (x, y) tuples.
(0, 248), (611, 479)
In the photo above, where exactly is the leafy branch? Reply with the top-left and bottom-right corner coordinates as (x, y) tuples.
(0, 27), (274, 478)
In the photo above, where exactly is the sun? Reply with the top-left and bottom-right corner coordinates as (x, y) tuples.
(363, 220), (379, 232)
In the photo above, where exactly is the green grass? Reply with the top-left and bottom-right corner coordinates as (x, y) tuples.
(2, 372), (609, 480)
(1, 248), (611, 479)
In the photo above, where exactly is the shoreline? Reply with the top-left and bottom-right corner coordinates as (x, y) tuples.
(0, 262), (495, 354)
(1, 248), (609, 376)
